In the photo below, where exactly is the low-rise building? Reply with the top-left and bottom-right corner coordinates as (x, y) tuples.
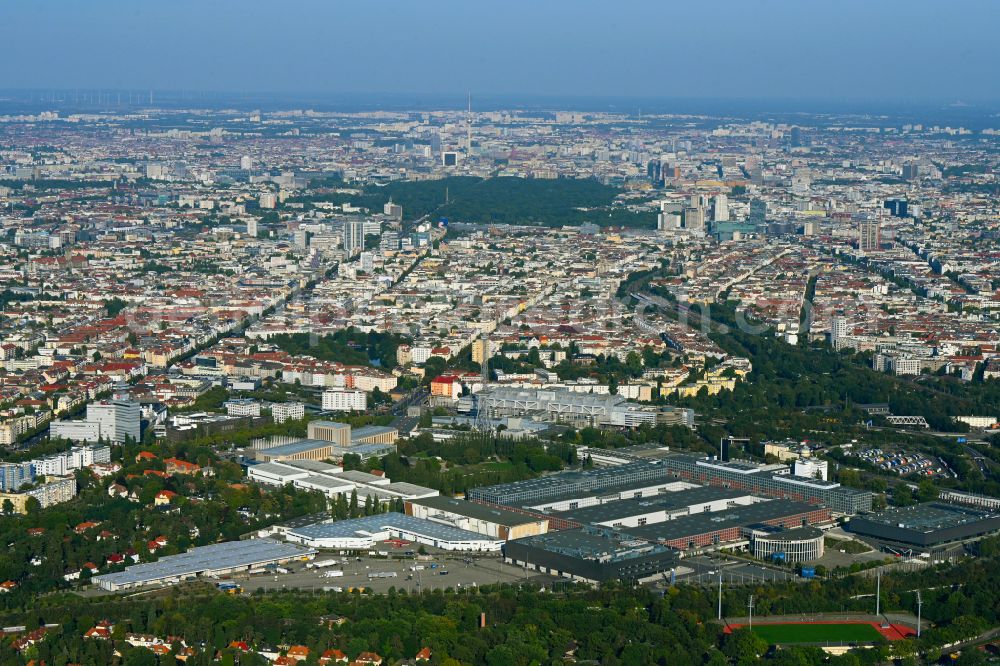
(92, 538), (316, 591)
(504, 526), (679, 584)
(224, 399), (261, 418)
(321, 389), (367, 412)
(406, 496), (549, 540)
(271, 402), (305, 423)
(284, 513), (503, 552)
(0, 477), (77, 513)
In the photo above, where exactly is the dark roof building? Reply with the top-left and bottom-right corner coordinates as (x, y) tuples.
(621, 500), (830, 550)
(548, 486), (761, 529)
(502, 499), (831, 583)
(469, 454), (872, 516)
(504, 526), (679, 584)
(405, 496), (549, 540)
(847, 502), (1000, 548)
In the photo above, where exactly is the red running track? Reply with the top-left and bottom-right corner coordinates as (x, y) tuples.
(724, 620), (916, 642)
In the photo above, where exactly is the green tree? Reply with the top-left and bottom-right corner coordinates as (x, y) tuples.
(484, 645), (516, 666)
(917, 479), (939, 502)
(625, 350), (643, 376)
(122, 646), (158, 666)
(893, 484), (914, 507)
(722, 628), (768, 666)
(422, 356), (447, 383)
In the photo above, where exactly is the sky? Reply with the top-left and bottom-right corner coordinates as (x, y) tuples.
(1, 0), (998, 104)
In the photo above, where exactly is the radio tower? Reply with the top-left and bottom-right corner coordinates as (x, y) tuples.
(473, 335), (492, 431)
(466, 91), (473, 154)
(473, 303), (499, 432)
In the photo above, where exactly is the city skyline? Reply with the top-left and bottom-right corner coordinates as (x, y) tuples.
(3, 0), (1000, 103)
(0, 3), (998, 661)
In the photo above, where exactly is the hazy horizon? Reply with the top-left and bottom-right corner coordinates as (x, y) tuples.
(3, 0), (999, 105)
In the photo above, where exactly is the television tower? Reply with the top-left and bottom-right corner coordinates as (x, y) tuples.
(466, 91), (473, 154)
(473, 336), (492, 431)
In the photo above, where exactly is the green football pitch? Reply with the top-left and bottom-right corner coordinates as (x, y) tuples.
(750, 623), (882, 644)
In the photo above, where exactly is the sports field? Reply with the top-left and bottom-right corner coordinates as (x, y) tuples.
(748, 622), (883, 644)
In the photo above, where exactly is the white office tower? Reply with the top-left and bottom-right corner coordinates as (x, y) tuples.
(690, 194), (709, 209)
(383, 200), (403, 221)
(683, 206), (705, 231)
(794, 458), (828, 481)
(240, 155), (253, 170)
(343, 218), (364, 255)
(657, 212), (682, 230)
(72, 444), (110, 467)
(660, 154), (676, 179)
(360, 252), (375, 272)
(293, 228), (308, 249)
(322, 389), (367, 412)
(858, 218), (881, 251)
(271, 402), (305, 424)
(791, 169), (811, 196)
(657, 201), (683, 231)
(259, 192), (277, 209)
(246, 218), (258, 238)
(145, 164), (167, 180)
(34, 455), (67, 476)
(381, 231), (400, 252)
(87, 399), (141, 444)
(713, 194), (729, 222)
(830, 317), (850, 348)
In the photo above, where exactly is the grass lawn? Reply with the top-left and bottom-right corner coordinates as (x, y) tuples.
(476, 461), (516, 472)
(824, 537), (872, 554)
(751, 623), (882, 644)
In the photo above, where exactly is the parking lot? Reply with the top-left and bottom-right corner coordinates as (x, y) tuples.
(849, 447), (948, 478)
(664, 554), (801, 586)
(232, 548), (558, 594)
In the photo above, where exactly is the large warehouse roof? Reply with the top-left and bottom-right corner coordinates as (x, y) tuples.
(409, 496), (545, 527)
(351, 425), (398, 440)
(848, 501), (1000, 547)
(857, 502), (996, 532)
(248, 461), (309, 477)
(550, 486), (750, 524)
(93, 539), (316, 589)
(258, 438), (332, 457)
(284, 459), (342, 473)
(470, 460), (673, 503)
(288, 513), (495, 544)
(623, 500), (820, 543)
(510, 525), (672, 563)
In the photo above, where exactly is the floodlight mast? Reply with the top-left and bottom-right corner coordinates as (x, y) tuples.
(876, 571), (881, 617)
(718, 573), (723, 620)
